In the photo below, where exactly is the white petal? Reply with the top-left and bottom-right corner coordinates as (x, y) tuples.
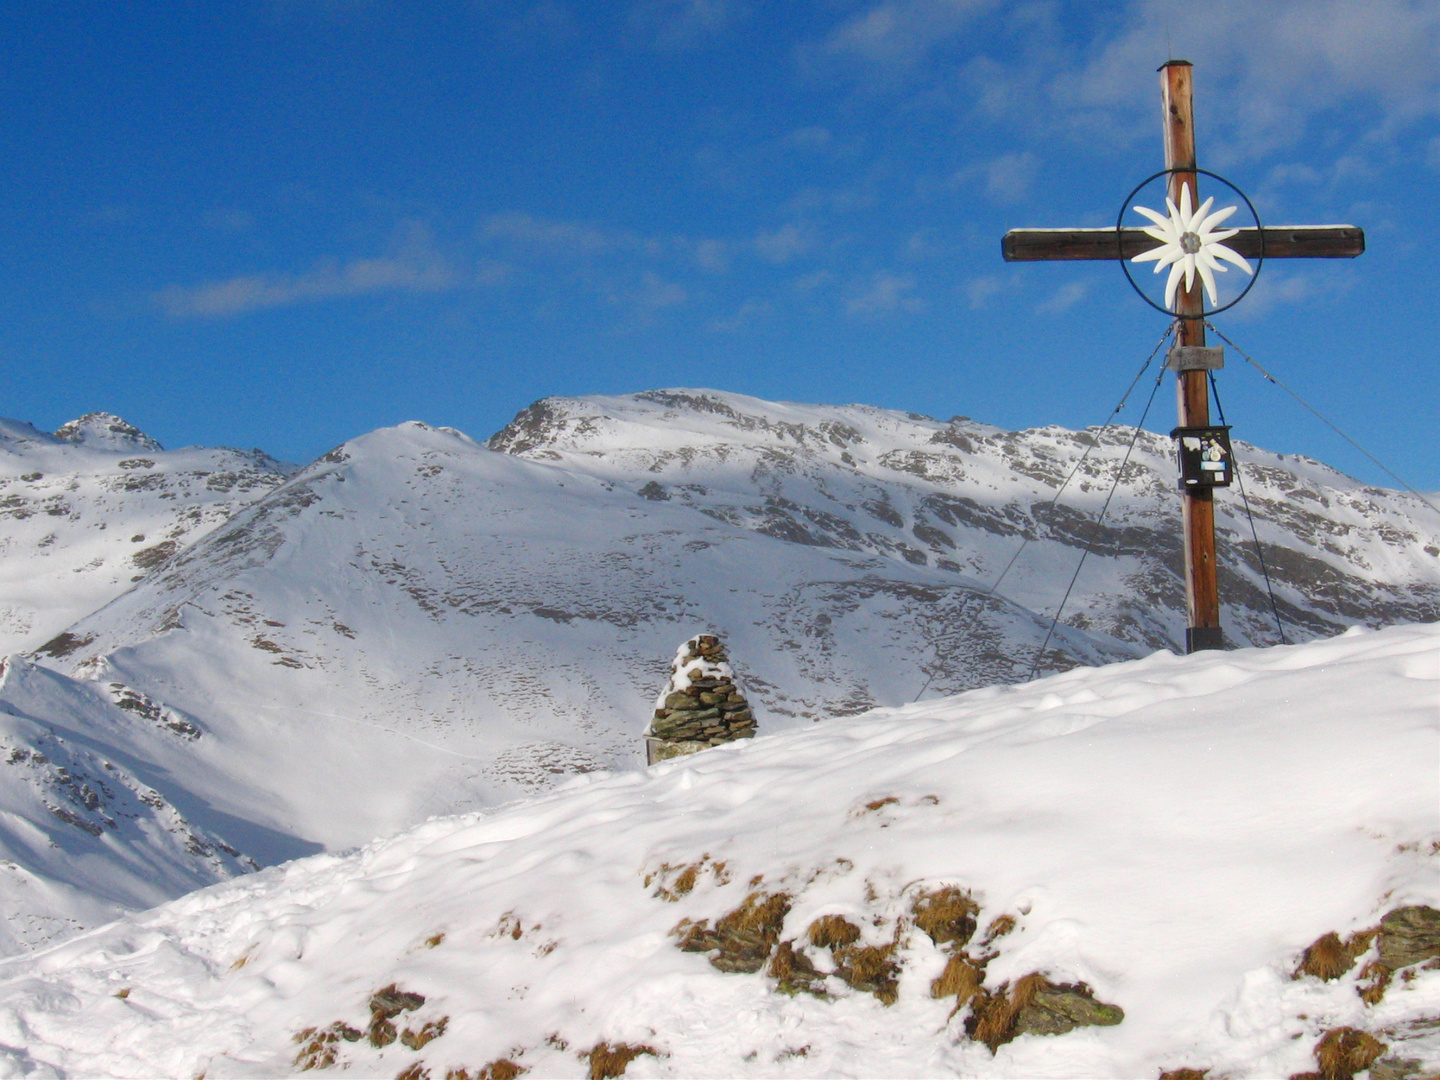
(1209, 241), (1254, 276)
(1198, 203), (1238, 233)
(1131, 244), (1169, 265)
(1140, 225), (1173, 243)
(1197, 248), (1228, 275)
(1177, 182), (1194, 224)
(1192, 195), (1216, 229)
(1182, 252), (1197, 295)
(1133, 204), (1173, 231)
(1204, 227), (1240, 244)
(1197, 258), (1219, 305)
(1165, 262), (1186, 309)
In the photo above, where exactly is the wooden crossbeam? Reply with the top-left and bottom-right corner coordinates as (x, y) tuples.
(1001, 225), (1365, 263)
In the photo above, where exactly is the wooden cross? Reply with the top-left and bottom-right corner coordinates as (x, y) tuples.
(1001, 60), (1365, 654)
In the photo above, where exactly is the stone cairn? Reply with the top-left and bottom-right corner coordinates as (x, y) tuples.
(646, 635), (756, 764)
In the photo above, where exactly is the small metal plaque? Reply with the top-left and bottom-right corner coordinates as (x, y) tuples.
(1171, 425), (1234, 488)
(1165, 346), (1225, 371)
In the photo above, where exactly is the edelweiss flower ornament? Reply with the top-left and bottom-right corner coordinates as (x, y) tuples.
(1131, 182), (1253, 310)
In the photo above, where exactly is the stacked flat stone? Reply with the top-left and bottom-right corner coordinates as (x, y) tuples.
(646, 635), (756, 763)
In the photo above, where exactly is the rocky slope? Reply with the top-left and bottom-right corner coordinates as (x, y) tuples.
(1, 391), (1435, 954)
(0, 413), (292, 655)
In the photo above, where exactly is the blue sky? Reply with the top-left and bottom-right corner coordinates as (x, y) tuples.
(2, 1), (1438, 491)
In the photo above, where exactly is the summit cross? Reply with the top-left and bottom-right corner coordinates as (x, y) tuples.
(1001, 60), (1365, 654)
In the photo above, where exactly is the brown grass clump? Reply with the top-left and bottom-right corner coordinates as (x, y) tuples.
(1313, 1027), (1387, 1080)
(445, 1062), (528, 1080)
(675, 891), (793, 973)
(424, 933), (445, 949)
(584, 1042), (658, 1080)
(836, 942), (901, 1005)
(912, 886), (979, 949)
(931, 954), (983, 1009)
(395, 1065), (430, 1080)
(401, 1017), (448, 1051)
(645, 855), (731, 901)
(980, 914), (1016, 946)
(1156, 1071), (1208, 1080)
(768, 940), (826, 998)
(966, 972), (1049, 1051)
(292, 1022), (363, 1070)
(808, 915), (862, 950)
(368, 984), (426, 1048)
(1296, 930), (1376, 982)
(861, 796), (899, 813)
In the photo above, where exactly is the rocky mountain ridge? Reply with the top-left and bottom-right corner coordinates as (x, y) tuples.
(0, 390), (1435, 954)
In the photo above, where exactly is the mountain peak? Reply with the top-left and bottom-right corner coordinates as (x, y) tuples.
(54, 412), (164, 452)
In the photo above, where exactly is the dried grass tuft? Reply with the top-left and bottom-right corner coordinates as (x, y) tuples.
(445, 1061), (528, 1080)
(1356, 960), (1391, 1005)
(912, 886), (979, 948)
(401, 1017), (448, 1051)
(1296, 930), (1376, 982)
(718, 891), (791, 939)
(808, 915), (861, 950)
(424, 933), (445, 949)
(1156, 1071), (1208, 1080)
(966, 972), (1049, 1051)
(931, 954), (982, 1006)
(584, 1042), (658, 1080)
(394, 1064), (430, 1080)
(292, 1022), (363, 1071)
(981, 914), (1016, 946)
(837, 942), (900, 1005)
(1313, 1026), (1387, 1080)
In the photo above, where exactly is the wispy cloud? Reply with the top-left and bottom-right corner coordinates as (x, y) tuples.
(944, 151), (1037, 204)
(847, 271), (925, 317)
(1036, 280), (1090, 314)
(155, 223), (475, 319)
(814, 0), (999, 69)
(626, 0), (746, 50)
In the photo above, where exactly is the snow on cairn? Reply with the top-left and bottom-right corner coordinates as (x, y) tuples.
(0, 623), (1435, 1078)
(645, 635), (756, 763)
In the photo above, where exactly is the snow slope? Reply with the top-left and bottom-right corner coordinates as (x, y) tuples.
(0, 623), (1434, 1079)
(0, 414), (291, 655)
(0, 391), (1431, 960)
(0, 657), (258, 954)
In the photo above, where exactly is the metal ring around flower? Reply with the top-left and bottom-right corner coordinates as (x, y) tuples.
(1116, 167), (1265, 320)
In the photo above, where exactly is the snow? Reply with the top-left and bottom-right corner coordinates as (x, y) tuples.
(0, 392), (1435, 974)
(0, 622), (1434, 1078)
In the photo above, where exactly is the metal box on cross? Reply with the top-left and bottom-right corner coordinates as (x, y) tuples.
(1171, 425), (1234, 488)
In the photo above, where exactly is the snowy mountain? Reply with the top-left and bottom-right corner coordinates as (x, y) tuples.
(0, 623), (1434, 1079)
(0, 413), (292, 655)
(0, 656), (257, 955)
(2, 391), (1437, 958)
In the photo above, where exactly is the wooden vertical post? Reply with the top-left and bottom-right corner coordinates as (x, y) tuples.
(1161, 60), (1223, 652)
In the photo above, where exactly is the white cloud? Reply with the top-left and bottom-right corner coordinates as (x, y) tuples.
(964, 273), (1005, 310)
(1069, 0), (1440, 156)
(627, 0), (745, 49)
(156, 223), (463, 319)
(754, 223), (816, 264)
(945, 151), (1038, 204)
(1036, 280), (1090, 314)
(482, 211), (618, 255)
(817, 0), (998, 68)
(847, 271), (925, 316)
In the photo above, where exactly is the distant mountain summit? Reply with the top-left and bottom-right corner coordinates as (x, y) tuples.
(53, 412), (164, 452)
(0, 390), (1435, 957)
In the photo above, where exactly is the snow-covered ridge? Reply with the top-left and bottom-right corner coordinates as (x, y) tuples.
(0, 623), (1434, 1078)
(2, 392), (1435, 967)
(0, 413), (293, 655)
